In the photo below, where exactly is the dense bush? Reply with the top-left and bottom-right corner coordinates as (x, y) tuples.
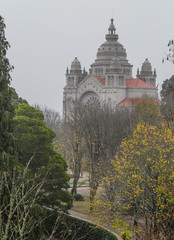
(73, 193), (84, 201)
(44, 210), (117, 240)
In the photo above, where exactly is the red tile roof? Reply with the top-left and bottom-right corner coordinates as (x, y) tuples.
(126, 78), (154, 88)
(95, 75), (106, 85)
(119, 98), (161, 106)
(119, 98), (142, 106)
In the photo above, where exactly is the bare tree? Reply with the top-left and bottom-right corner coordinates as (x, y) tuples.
(0, 157), (46, 239)
(34, 104), (62, 140)
(163, 40), (174, 64)
(0, 157), (72, 240)
(57, 101), (135, 206)
(80, 104), (135, 207)
(61, 102), (85, 197)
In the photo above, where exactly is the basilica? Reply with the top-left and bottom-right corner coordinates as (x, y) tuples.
(63, 19), (158, 116)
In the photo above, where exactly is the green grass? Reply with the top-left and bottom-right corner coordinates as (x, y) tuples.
(72, 195), (91, 214)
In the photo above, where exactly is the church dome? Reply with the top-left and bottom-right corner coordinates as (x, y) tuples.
(71, 57), (81, 70)
(90, 19), (131, 77)
(141, 58), (152, 73)
(110, 56), (121, 68)
(96, 19), (127, 62)
(96, 40), (126, 61)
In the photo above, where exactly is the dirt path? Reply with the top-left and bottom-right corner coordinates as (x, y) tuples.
(69, 210), (122, 240)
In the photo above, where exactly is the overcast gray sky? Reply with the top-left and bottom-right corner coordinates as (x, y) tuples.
(1, 0), (174, 114)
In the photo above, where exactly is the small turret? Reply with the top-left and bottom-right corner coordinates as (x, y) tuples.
(141, 58), (152, 73)
(66, 57), (87, 87)
(137, 58), (157, 87)
(70, 57), (82, 74)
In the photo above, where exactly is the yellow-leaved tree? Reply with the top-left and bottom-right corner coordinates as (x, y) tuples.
(93, 122), (174, 240)
(133, 98), (161, 125)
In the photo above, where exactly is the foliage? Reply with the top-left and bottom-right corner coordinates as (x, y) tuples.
(80, 105), (135, 206)
(133, 98), (161, 125)
(0, 16), (74, 240)
(121, 230), (132, 240)
(14, 103), (71, 210)
(11, 87), (28, 108)
(0, 162), (73, 240)
(73, 193), (84, 201)
(102, 122), (174, 239)
(34, 104), (62, 140)
(56, 103), (135, 206)
(160, 75), (174, 103)
(0, 161), (46, 239)
(37, 151), (72, 210)
(14, 103), (55, 170)
(0, 16), (15, 169)
(54, 102), (86, 197)
(160, 75), (174, 125)
(47, 212), (118, 240)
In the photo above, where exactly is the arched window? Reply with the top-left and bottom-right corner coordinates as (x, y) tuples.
(119, 76), (124, 85)
(107, 75), (111, 85)
(68, 77), (74, 86)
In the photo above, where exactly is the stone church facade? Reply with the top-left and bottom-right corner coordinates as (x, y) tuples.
(63, 19), (158, 116)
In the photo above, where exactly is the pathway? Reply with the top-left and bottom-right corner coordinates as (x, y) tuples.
(69, 210), (122, 240)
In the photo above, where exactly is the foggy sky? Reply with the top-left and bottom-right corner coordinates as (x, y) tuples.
(1, 0), (174, 114)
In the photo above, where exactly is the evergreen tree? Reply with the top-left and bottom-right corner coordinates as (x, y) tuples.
(160, 75), (174, 123)
(14, 103), (71, 210)
(11, 87), (28, 108)
(0, 17), (71, 239)
(160, 75), (174, 103)
(0, 16), (15, 169)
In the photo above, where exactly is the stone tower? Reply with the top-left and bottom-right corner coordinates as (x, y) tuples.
(66, 57), (87, 87)
(137, 58), (157, 87)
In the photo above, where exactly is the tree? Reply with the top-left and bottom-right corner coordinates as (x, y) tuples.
(0, 15), (18, 239)
(14, 103), (71, 210)
(160, 75), (174, 103)
(98, 122), (174, 239)
(133, 98), (161, 125)
(65, 102), (85, 196)
(34, 104), (62, 140)
(14, 103), (55, 170)
(0, 162), (45, 240)
(57, 102), (135, 206)
(163, 40), (174, 64)
(0, 159), (76, 240)
(11, 87), (28, 108)
(160, 76), (174, 126)
(54, 102), (86, 198)
(0, 16), (73, 240)
(0, 16), (15, 169)
(80, 105), (135, 207)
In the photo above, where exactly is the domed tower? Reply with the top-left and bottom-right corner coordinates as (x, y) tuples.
(137, 58), (157, 87)
(90, 18), (133, 79)
(105, 55), (132, 86)
(66, 57), (87, 86)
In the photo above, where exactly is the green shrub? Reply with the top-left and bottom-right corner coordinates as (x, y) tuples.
(44, 210), (118, 240)
(73, 193), (84, 201)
